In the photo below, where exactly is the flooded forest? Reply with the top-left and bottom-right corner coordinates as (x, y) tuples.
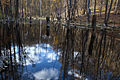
(0, 0), (120, 80)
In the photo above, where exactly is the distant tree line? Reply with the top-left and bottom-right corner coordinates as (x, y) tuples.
(0, 0), (119, 22)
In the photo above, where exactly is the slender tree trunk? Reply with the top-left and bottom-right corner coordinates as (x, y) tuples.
(114, 0), (120, 14)
(22, 0), (23, 18)
(9, 41), (13, 71)
(106, 0), (113, 23)
(65, 0), (67, 19)
(97, 31), (104, 78)
(34, 0), (37, 16)
(15, 0), (19, 20)
(87, 0), (90, 23)
(4, 5), (9, 18)
(83, 0), (87, 15)
(88, 28), (96, 56)
(0, 0), (3, 18)
(9, 0), (13, 18)
(67, 0), (70, 20)
(40, 0), (41, 17)
(0, 27), (1, 56)
(60, 0), (62, 18)
(100, 0), (103, 16)
(70, 0), (72, 20)
(25, 0), (27, 21)
(81, 30), (89, 73)
(104, 0), (109, 25)
(73, 0), (77, 18)
(94, 0), (96, 15)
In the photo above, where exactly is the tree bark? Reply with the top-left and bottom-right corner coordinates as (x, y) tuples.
(100, 0), (103, 16)
(94, 0), (96, 15)
(87, 0), (90, 23)
(9, 0), (13, 18)
(40, 0), (41, 17)
(15, 0), (19, 20)
(104, 0), (109, 25)
(83, 0), (87, 15)
(22, 0), (24, 18)
(114, 0), (118, 14)
(114, 0), (120, 14)
(106, 0), (113, 23)
(0, 0), (3, 18)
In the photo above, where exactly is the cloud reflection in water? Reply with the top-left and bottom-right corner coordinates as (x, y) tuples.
(16, 44), (60, 65)
(34, 68), (58, 80)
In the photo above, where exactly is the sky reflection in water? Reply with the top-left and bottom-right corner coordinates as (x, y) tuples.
(16, 43), (61, 80)
(13, 43), (90, 80)
(23, 44), (60, 65)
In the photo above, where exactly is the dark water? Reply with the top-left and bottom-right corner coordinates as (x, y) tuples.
(0, 20), (120, 80)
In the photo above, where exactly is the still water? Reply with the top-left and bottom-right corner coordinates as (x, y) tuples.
(0, 20), (120, 80)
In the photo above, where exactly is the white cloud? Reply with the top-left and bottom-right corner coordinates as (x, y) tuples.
(34, 68), (58, 80)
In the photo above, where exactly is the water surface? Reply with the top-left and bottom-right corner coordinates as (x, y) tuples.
(0, 21), (120, 80)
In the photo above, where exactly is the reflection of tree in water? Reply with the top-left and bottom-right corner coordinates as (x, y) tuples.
(55, 24), (120, 79)
(0, 22), (25, 80)
(0, 21), (120, 80)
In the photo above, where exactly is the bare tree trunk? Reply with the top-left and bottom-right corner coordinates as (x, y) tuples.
(83, 0), (87, 15)
(100, 0), (103, 16)
(15, 0), (19, 20)
(69, 0), (72, 20)
(22, 0), (24, 18)
(0, 26), (1, 56)
(67, 0), (70, 20)
(65, 0), (67, 19)
(114, 0), (118, 14)
(94, 0), (96, 15)
(4, 5), (9, 18)
(73, 0), (77, 18)
(60, 0), (62, 18)
(106, 0), (113, 23)
(9, 0), (13, 18)
(87, 0), (90, 23)
(40, 0), (41, 17)
(97, 31), (104, 78)
(114, 0), (120, 14)
(104, 0), (109, 25)
(0, 0), (3, 18)
(25, 0), (27, 21)
(34, 0), (37, 17)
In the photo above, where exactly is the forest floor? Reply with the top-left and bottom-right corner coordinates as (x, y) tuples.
(75, 12), (120, 27)
(72, 12), (120, 41)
